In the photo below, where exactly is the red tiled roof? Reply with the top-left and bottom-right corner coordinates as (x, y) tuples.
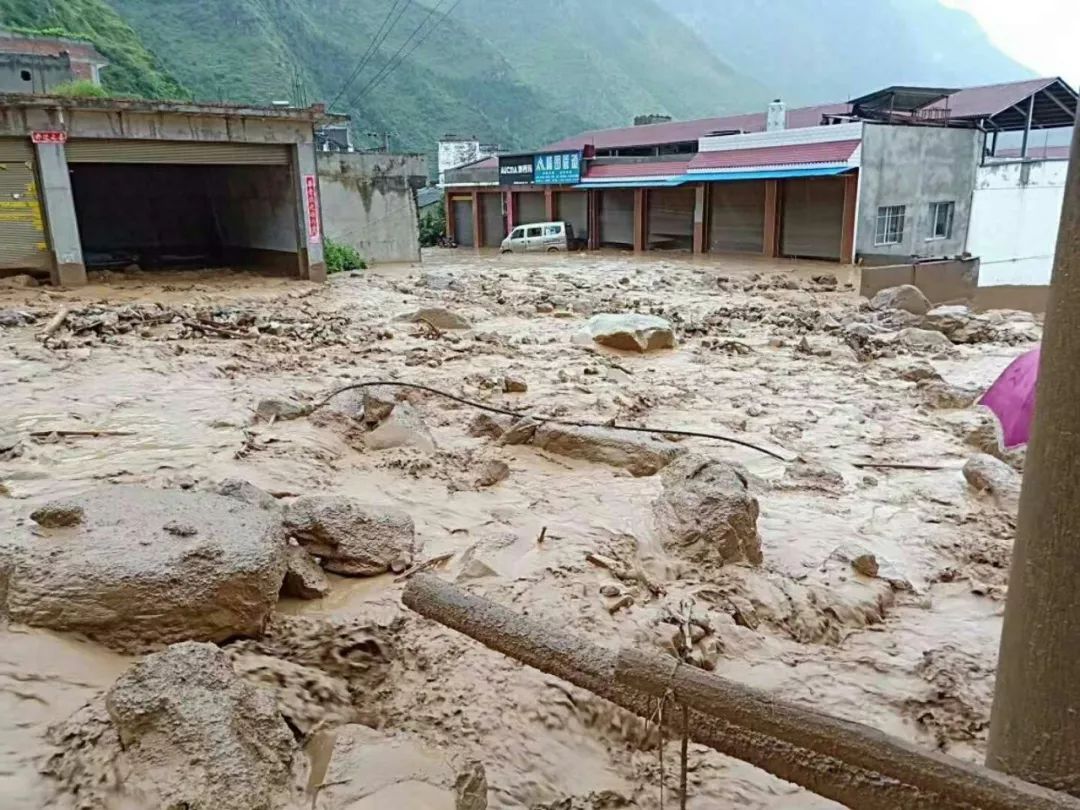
(584, 158), (691, 179)
(540, 102), (852, 152)
(688, 139), (860, 170)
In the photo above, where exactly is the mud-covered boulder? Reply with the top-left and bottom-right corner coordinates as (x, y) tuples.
(396, 306), (471, 330)
(1, 486), (287, 652)
(212, 477), (282, 511)
(255, 396), (309, 421)
(285, 495), (415, 576)
(365, 402), (436, 452)
(921, 305), (972, 339)
(898, 327), (953, 351)
(313, 724), (487, 810)
(653, 454), (762, 564)
(44, 642), (302, 810)
(502, 420), (682, 477)
(281, 545), (331, 599)
(919, 380), (980, 409)
(869, 285), (931, 316)
(583, 313), (675, 353)
(963, 453), (1021, 511)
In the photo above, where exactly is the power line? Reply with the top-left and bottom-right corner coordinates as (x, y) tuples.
(327, 0), (408, 111)
(346, 0), (462, 108)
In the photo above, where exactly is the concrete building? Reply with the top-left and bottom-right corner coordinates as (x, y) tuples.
(0, 94), (341, 285)
(318, 151), (427, 263)
(0, 30), (108, 93)
(442, 77), (1076, 306)
(437, 136), (499, 186)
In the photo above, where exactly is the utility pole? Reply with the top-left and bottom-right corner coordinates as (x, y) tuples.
(986, 121), (1080, 794)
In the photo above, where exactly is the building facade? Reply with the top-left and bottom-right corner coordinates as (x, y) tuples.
(0, 30), (108, 93)
(0, 95), (338, 285)
(442, 77), (1076, 304)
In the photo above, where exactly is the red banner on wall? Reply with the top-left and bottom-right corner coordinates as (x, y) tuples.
(304, 174), (321, 244)
(31, 131), (67, 145)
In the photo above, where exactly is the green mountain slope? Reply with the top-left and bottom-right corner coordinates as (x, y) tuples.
(449, 0), (770, 126)
(657, 0), (1035, 105)
(0, 0), (186, 98)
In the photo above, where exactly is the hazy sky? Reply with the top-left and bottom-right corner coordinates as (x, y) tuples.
(942, 0), (1080, 86)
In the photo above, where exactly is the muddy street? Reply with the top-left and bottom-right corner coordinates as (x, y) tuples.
(0, 250), (1038, 809)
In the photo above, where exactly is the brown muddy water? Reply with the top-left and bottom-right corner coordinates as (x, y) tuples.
(0, 251), (1036, 808)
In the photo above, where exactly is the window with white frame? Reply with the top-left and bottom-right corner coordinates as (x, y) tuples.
(875, 205), (906, 245)
(929, 201), (954, 240)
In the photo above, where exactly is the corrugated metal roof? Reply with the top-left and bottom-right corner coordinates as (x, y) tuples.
(678, 166), (852, 184)
(932, 77), (1059, 119)
(688, 139), (860, 170)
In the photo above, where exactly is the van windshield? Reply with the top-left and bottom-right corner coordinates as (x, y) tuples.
(510, 228), (524, 239)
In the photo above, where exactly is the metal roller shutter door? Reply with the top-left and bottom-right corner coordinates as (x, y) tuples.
(65, 140), (291, 165)
(0, 139), (49, 272)
(781, 177), (844, 260)
(709, 181), (765, 253)
(452, 198), (475, 247)
(480, 193), (504, 247)
(648, 187), (694, 249)
(599, 189), (634, 247)
(557, 191), (587, 243)
(516, 192), (545, 226)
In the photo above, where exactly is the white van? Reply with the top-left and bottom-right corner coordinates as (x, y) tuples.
(500, 221), (575, 253)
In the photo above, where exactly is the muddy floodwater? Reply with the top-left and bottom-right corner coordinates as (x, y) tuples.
(0, 250), (1037, 808)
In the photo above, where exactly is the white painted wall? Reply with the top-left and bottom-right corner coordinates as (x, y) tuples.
(967, 159), (1067, 287)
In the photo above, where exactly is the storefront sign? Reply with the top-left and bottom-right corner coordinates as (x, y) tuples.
(498, 154), (534, 185)
(533, 151), (582, 185)
(304, 174), (321, 243)
(31, 131), (67, 145)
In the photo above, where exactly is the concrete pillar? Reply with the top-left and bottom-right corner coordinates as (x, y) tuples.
(471, 190), (483, 249)
(505, 190), (515, 231)
(445, 190), (457, 242)
(986, 123), (1080, 795)
(34, 142), (85, 287)
(763, 180), (780, 258)
(545, 188), (556, 221)
(293, 142), (326, 282)
(840, 172), (858, 264)
(693, 182), (708, 254)
(587, 190), (600, 250)
(633, 187), (647, 252)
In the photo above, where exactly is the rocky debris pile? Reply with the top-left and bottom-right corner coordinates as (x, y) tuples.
(0, 273), (39, 288)
(963, 453), (1021, 511)
(919, 379), (981, 409)
(41, 301), (352, 348)
(44, 642), (303, 810)
(285, 495), (416, 576)
(311, 725), (488, 810)
(869, 285), (931, 316)
(897, 327), (953, 351)
(0, 485), (287, 652)
(904, 645), (994, 751)
(653, 454), (762, 565)
(395, 306), (472, 330)
(0, 308), (36, 327)
(581, 313), (675, 353)
(500, 418), (682, 477)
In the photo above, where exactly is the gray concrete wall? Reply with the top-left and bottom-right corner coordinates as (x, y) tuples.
(0, 54), (72, 94)
(856, 123), (980, 262)
(859, 257), (980, 304)
(208, 165), (297, 254)
(318, 152), (426, 263)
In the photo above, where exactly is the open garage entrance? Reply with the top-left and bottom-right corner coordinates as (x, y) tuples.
(66, 140), (300, 273)
(647, 187), (694, 250)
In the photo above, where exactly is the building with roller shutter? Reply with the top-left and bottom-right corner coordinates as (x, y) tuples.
(440, 77), (1077, 292)
(0, 94), (344, 285)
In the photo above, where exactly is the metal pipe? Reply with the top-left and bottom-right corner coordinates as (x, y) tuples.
(986, 113), (1080, 795)
(402, 574), (1080, 810)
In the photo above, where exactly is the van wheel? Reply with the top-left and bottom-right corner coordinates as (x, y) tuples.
(500, 249), (510, 254)
(546, 247), (560, 253)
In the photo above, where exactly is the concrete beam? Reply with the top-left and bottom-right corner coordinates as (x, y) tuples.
(293, 142), (326, 282)
(34, 142), (85, 287)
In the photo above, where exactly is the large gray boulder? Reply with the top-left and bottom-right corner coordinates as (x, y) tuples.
(281, 545), (331, 599)
(898, 327), (953, 351)
(963, 453), (1021, 511)
(921, 305), (972, 339)
(313, 724), (487, 810)
(653, 455), (762, 564)
(395, 306), (471, 330)
(45, 642), (302, 810)
(583, 313), (675, 353)
(501, 419), (681, 477)
(1, 486), (287, 652)
(869, 285), (931, 316)
(285, 496), (416, 576)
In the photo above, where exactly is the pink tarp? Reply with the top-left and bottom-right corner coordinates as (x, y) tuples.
(979, 348), (1041, 448)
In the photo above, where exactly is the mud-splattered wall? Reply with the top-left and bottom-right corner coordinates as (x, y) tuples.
(317, 153), (427, 264)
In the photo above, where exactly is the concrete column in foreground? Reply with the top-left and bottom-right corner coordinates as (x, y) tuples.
(633, 187), (647, 252)
(293, 142), (326, 282)
(763, 180), (780, 258)
(544, 188), (556, 221)
(840, 172), (859, 264)
(587, 190), (599, 250)
(693, 182), (708, 254)
(471, 190), (483, 249)
(34, 142), (86, 287)
(986, 123), (1080, 795)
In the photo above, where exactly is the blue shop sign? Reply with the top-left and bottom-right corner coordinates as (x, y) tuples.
(533, 151), (582, 185)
